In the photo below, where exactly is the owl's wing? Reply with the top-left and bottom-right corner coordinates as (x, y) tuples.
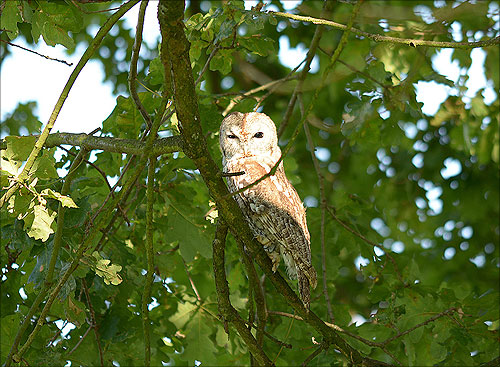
(226, 158), (317, 291)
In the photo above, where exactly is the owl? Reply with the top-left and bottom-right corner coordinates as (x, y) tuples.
(219, 111), (317, 309)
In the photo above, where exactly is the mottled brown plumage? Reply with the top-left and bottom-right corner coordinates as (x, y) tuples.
(220, 112), (317, 308)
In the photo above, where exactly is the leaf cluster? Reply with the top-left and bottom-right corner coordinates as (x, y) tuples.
(1, 1), (498, 366)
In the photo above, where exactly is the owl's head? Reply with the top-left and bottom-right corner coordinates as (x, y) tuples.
(219, 112), (281, 162)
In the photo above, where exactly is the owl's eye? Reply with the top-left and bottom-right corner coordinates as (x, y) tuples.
(253, 132), (264, 138)
(227, 134), (238, 139)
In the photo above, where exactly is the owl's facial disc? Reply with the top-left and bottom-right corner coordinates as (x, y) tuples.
(220, 112), (280, 161)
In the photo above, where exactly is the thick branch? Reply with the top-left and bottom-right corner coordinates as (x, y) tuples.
(0, 133), (182, 157)
(157, 1), (390, 365)
(0, 0), (141, 209)
(268, 10), (500, 49)
(212, 222), (273, 366)
(11, 93), (170, 365)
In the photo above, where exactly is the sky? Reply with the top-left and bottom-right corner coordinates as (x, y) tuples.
(1, 1), (496, 136)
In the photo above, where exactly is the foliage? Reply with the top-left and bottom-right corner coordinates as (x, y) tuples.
(1, 0), (499, 366)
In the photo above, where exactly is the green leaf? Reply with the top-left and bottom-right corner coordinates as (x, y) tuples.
(430, 339), (447, 362)
(182, 312), (218, 365)
(32, 151), (59, 180)
(4, 135), (37, 162)
(169, 295), (198, 329)
(24, 204), (57, 242)
(215, 19), (237, 43)
(209, 49), (233, 75)
(189, 40), (204, 62)
(92, 251), (123, 285)
(28, 242), (52, 288)
(167, 210), (212, 262)
(65, 295), (87, 328)
(239, 35), (275, 56)
(1, 314), (22, 362)
(41, 188), (78, 208)
(1, 102), (41, 136)
(146, 56), (165, 86)
(31, 2), (82, 48)
(38, 1), (83, 33)
(0, 154), (21, 177)
(0, 1), (21, 40)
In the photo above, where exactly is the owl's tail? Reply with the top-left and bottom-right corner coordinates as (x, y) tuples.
(298, 264), (317, 309)
(298, 270), (314, 310)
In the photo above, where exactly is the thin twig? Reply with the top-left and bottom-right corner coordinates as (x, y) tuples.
(273, 313), (294, 363)
(0, 40), (73, 66)
(67, 325), (93, 356)
(142, 156), (156, 367)
(220, 170), (245, 177)
(70, 0), (121, 14)
(5, 148), (88, 366)
(381, 307), (456, 346)
(211, 221), (273, 366)
(326, 206), (404, 284)
(57, 145), (112, 191)
(82, 279), (104, 366)
(268, 10), (500, 49)
(222, 67), (301, 116)
(246, 322), (292, 349)
(87, 108), (173, 232)
(300, 97), (334, 323)
(301, 341), (329, 366)
(253, 59), (305, 111)
(129, 0), (152, 127)
(278, 0), (333, 138)
(11, 92), (169, 365)
(195, 44), (220, 87)
(47, 321), (67, 347)
(231, 226), (267, 362)
(183, 260), (202, 302)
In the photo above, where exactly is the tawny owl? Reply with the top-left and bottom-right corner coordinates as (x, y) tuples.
(220, 111), (317, 309)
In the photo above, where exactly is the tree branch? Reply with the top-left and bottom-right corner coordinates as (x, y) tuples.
(212, 221), (274, 366)
(5, 148), (88, 367)
(157, 1), (391, 365)
(0, 0), (141, 209)
(268, 10), (500, 49)
(0, 133), (183, 157)
(129, 0), (152, 127)
(278, 0), (333, 138)
(224, 0), (362, 200)
(326, 206), (404, 284)
(0, 39), (73, 66)
(10, 92), (170, 365)
(301, 341), (329, 366)
(82, 279), (104, 366)
(301, 98), (334, 323)
(142, 156), (156, 366)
